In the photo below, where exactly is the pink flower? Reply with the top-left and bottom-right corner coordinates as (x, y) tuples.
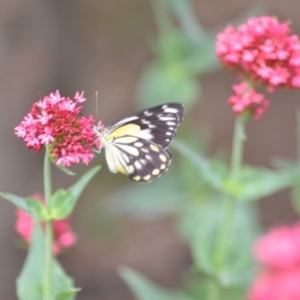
(249, 221), (300, 300)
(216, 16), (300, 90)
(228, 82), (269, 119)
(254, 222), (300, 270)
(15, 91), (100, 167)
(15, 194), (77, 255)
(249, 268), (300, 300)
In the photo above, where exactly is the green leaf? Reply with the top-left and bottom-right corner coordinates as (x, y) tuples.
(17, 223), (76, 300)
(106, 171), (186, 221)
(55, 164), (76, 176)
(165, 0), (207, 42)
(50, 165), (101, 219)
(50, 189), (74, 220)
(120, 267), (194, 300)
(184, 277), (246, 300)
(291, 176), (300, 216)
(137, 62), (199, 111)
(0, 193), (48, 220)
(171, 140), (225, 192)
(179, 201), (260, 286)
(51, 288), (81, 300)
(231, 166), (294, 201)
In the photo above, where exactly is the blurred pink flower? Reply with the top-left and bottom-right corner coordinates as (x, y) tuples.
(254, 222), (300, 270)
(249, 222), (300, 300)
(249, 268), (300, 300)
(15, 91), (98, 167)
(216, 16), (300, 90)
(15, 194), (77, 255)
(228, 82), (269, 119)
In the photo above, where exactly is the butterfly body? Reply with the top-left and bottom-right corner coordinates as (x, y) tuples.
(94, 103), (184, 182)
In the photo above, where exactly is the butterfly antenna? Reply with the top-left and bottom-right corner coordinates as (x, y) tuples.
(95, 91), (99, 121)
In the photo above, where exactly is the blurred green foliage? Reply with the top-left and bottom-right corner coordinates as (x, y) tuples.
(17, 223), (78, 300)
(99, 1), (300, 300)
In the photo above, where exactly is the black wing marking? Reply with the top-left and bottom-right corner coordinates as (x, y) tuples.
(107, 103), (184, 149)
(109, 136), (172, 182)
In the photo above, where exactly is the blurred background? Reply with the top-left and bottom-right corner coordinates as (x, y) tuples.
(1, 0), (300, 299)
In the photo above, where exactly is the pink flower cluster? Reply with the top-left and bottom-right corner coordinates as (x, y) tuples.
(216, 16), (300, 119)
(15, 194), (77, 255)
(249, 222), (300, 300)
(229, 82), (269, 119)
(15, 91), (97, 166)
(216, 16), (300, 89)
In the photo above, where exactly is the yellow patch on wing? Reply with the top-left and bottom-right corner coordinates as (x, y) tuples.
(159, 154), (167, 162)
(152, 169), (160, 176)
(106, 124), (141, 141)
(133, 175), (141, 182)
(150, 144), (160, 152)
(143, 175), (151, 181)
(116, 164), (126, 174)
(160, 164), (166, 170)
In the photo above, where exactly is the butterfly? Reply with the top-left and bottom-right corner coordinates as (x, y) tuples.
(93, 103), (184, 182)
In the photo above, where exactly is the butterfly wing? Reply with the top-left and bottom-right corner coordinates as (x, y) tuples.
(100, 103), (184, 182)
(104, 137), (172, 182)
(106, 103), (184, 149)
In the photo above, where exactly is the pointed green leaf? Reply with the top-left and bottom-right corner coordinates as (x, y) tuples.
(233, 167), (294, 201)
(17, 223), (76, 300)
(51, 288), (81, 300)
(120, 267), (193, 300)
(0, 193), (48, 220)
(55, 164), (76, 176)
(180, 202), (260, 286)
(291, 177), (300, 216)
(171, 140), (225, 192)
(50, 165), (101, 219)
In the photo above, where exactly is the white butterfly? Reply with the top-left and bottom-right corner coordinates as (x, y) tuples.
(94, 103), (184, 182)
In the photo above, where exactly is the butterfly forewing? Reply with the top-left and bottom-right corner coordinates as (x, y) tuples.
(107, 103), (184, 149)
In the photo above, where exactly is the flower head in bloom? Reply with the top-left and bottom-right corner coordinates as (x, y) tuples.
(249, 221), (300, 300)
(15, 194), (77, 255)
(216, 16), (300, 90)
(15, 91), (98, 167)
(228, 81), (269, 119)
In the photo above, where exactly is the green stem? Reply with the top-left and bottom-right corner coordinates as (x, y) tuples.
(230, 114), (247, 183)
(297, 111), (300, 161)
(209, 114), (247, 300)
(206, 280), (220, 300)
(43, 152), (53, 300)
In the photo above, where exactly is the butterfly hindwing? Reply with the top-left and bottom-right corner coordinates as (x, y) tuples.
(104, 135), (172, 182)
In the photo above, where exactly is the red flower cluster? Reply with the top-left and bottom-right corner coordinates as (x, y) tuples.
(216, 16), (300, 119)
(15, 194), (77, 255)
(15, 91), (97, 167)
(249, 222), (300, 300)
